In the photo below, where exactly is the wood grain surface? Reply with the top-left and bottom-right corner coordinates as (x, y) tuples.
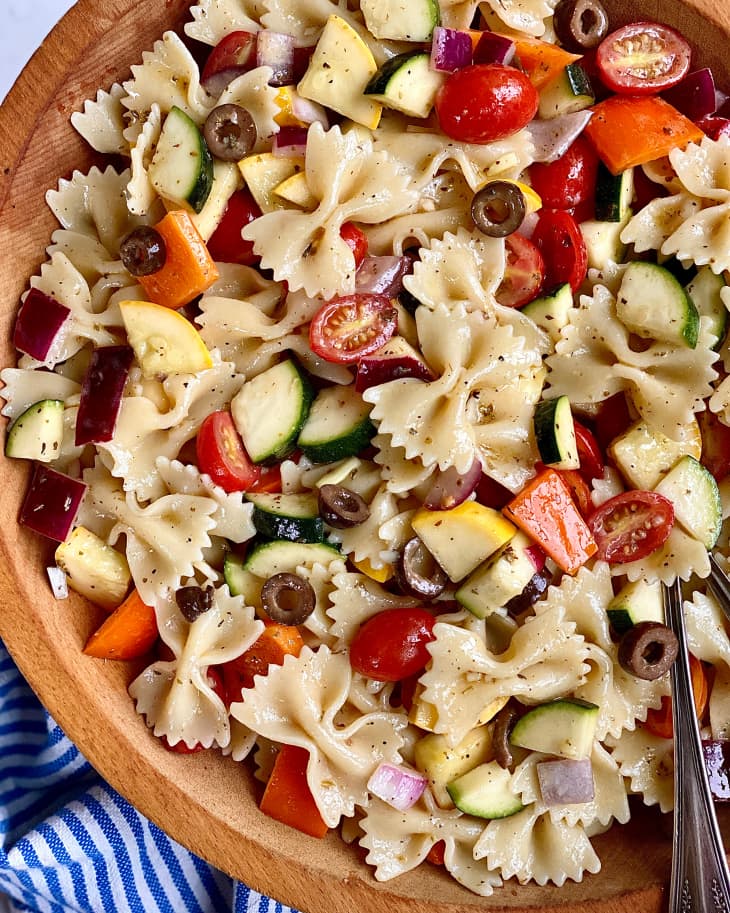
(0, 1), (729, 911)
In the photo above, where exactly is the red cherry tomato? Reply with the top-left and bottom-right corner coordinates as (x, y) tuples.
(196, 411), (262, 492)
(587, 490), (674, 564)
(697, 116), (730, 141)
(643, 654), (708, 739)
(573, 420), (605, 482)
(349, 608), (436, 681)
(340, 222), (369, 269)
(595, 22), (691, 95)
(528, 136), (600, 211)
(201, 30), (257, 92)
(309, 294), (398, 364)
(435, 64), (539, 144)
(206, 189), (261, 265)
(496, 233), (545, 308)
(531, 209), (588, 292)
(698, 409), (730, 482)
(592, 392), (633, 450)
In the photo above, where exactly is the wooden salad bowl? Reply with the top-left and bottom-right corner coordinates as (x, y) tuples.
(0, 0), (729, 910)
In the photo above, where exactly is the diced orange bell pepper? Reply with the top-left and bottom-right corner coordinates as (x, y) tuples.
(83, 589), (158, 660)
(502, 467), (597, 574)
(512, 37), (582, 90)
(584, 95), (704, 175)
(138, 210), (219, 309)
(220, 621), (305, 703)
(260, 744), (329, 838)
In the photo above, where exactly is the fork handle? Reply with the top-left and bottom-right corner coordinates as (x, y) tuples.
(664, 580), (730, 912)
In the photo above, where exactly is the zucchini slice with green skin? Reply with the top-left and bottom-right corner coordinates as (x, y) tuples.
(5, 399), (64, 461)
(243, 539), (341, 578)
(685, 266), (728, 349)
(297, 384), (375, 463)
(607, 579), (664, 635)
(247, 492), (325, 543)
(534, 396), (579, 470)
(223, 552), (262, 602)
(616, 261), (699, 348)
(509, 698), (599, 760)
(149, 105), (214, 214)
(579, 217), (629, 271)
(360, 0), (440, 41)
(364, 52), (445, 118)
(654, 454), (722, 548)
(446, 761), (524, 819)
(521, 283), (573, 344)
(538, 63), (594, 119)
(594, 163), (634, 223)
(231, 359), (314, 464)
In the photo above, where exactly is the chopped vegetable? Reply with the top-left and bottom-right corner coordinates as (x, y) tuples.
(260, 744), (329, 838)
(537, 757), (595, 806)
(595, 22), (691, 95)
(19, 464), (87, 543)
(367, 762), (428, 810)
(349, 608), (436, 681)
(221, 622), (305, 702)
(83, 589), (158, 660)
(643, 654), (708, 739)
(587, 490), (674, 564)
(13, 288), (70, 361)
(511, 36), (582, 90)
(75, 345), (134, 445)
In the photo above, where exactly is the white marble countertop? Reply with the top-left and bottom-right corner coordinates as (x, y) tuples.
(1, 0), (78, 103)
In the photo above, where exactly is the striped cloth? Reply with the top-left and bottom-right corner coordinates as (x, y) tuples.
(0, 641), (295, 913)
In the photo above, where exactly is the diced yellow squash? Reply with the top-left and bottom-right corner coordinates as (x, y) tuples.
(408, 683), (439, 732)
(119, 300), (213, 377)
(55, 527), (131, 611)
(190, 160), (241, 241)
(411, 501), (517, 582)
(273, 85), (327, 128)
(608, 418), (702, 490)
(238, 153), (303, 213)
(413, 725), (494, 808)
(297, 16), (382, 129)
(273, 172), (318, 209)
(352, 557), (394, 583)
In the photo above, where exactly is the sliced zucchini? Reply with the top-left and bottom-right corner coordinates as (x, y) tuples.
(364, 52), (446, 118)
(580, 217), (629, 271)
(616, 261), (699, 348)
(5, 399), (64, 462)
(594, 163), (634, 223)
(607, 579), (664, 635)
(685, 266), (728, 349)
(223, 552), (262, 603)
(413, 725), (494, 808)
(247, 492), (325, 543)
(446, 760), (524, 819)
(509, 698), (599, 760)
(654, 454), (722, 548)
(538, 63), (594, 119)
(534, 396), (579, 470)
(360, 0), (439, 41)
(521, 283), (573, 344)
(55, 526), (131, 610)
(243, 539), (341, 578)
(297, 384), (374, 463)
(455, 532), (540, 619)
(149, 106), (213, 214)
(231, 359), (313, 464)
(607, 418), (702, 491)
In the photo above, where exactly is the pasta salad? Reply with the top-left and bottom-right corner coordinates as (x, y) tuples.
(4, 0), (730, 897)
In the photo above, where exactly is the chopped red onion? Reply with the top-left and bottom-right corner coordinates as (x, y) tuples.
(527, 110), (593, 163)
(272, 126), (308, 157)
(662, 68), (717, 121)
(367, 762), (427, 811)
(430, 27), (473, 73)
(473, 31), (516, 66)
(355, 256), (410, 296)
(256, 31), (295, 87)
(291, 93), (329, 129)
(75, 345), (134, 445)
(47, 566), (69, 600)
(696, 116), (730, 141)
(537, 758), (595, 806)
(424, 460), (482, 510)
(14, 288), (70, 362)
(524, 544), (547, 573)
(19, 465), (87, 542)
(703, 739), (730, 801)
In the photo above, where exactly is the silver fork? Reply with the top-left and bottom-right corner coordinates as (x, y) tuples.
(663, 578), (730, 912)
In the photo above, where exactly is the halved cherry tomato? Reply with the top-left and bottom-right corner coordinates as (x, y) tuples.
(531, 209), (588, 292)
(196, 410), (262, 492)
(528, 136), (599, 211)
(206, 188), (261, 265)
(201, 31), (257, 93)
(340, 222), (369, 269)
(426, 840), (446, 866)
(573, 420), (605, 482)
(496, 233), (545, 308)
(349, 608), (436, 681)
(435, 64), (539, 144)
(587, 490), (674, 564)
(595, 22), (691, 95)
(644, 654), (709, 739)
(309, 294), (398, 364)
(698, 409), (730, 482)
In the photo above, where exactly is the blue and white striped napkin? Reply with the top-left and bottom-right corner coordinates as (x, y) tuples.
(0, 641), (295, 913)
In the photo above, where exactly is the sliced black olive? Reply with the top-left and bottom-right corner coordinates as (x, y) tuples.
(395, 537), (447, 601)
(505, 568), (553, 617)
(493, 703), (519, 769)
(176, 585), (214, 622)
(203, 104), (257, 161)
(261, 572), (316, 625)
(318, 484), (370, 529)
(471, 181), (526, 238)
(553, 0), (609, 52)
(119, 226), (167, 277)
(617, 621), (679, 681)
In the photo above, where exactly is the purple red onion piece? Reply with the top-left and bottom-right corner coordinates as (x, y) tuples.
(367, 762), (428, 811)
(663, 67), (717, 120)
(19, 464), (87, 542)
(75, 345), (134, 446)
(13, 288), (70, 362)
(423, 460), (482, 510)
(527, 110), (594, 163)
(430, 27), (473, 73)
(537, 757), (595, 806)
(473, 31), (516, 66)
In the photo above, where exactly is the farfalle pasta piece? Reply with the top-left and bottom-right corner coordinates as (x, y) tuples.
(419, 604), (590, 747)
(545, 283), (718, 439)
(242, 124), (421, 298)
(614, 525), (711, 585)
(441, 0), (555, 34)
(185, 0), (264, 45)
(293, 557), (348, 645)
(685, 591), (730, 738)
(46, 230), (127, 287)
(0, 368), (80, 421)
(327, 484), (414, 570)
(229, 646), (407, 826)
(606, 727), (674, 813)
(126, 105), (163, 215)
(359, 794), (502, 895)
(215, 68), (279, 149)
(327, 569), (419, 645)
(372, 434), (436, 496)
(129, 585), (264, 749)
(71, 84), (129, 155)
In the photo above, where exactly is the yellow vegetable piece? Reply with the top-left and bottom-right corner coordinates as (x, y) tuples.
(273, 172), (318, 210)
(55, 526), (131, 611)
(238, 153), (303, 213)
(120, 300), (213, 377)
(352, 557), (393, 583)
